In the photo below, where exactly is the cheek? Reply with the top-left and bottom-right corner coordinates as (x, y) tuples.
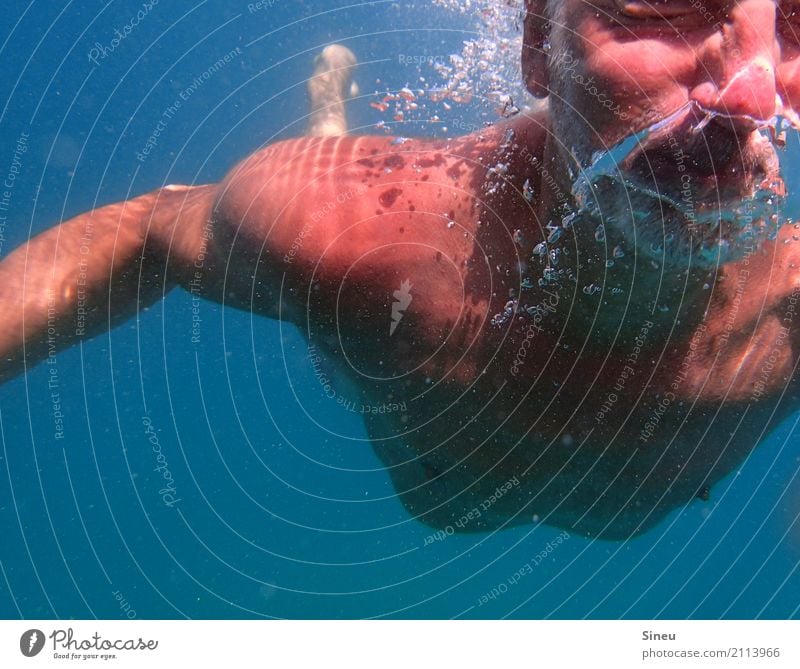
(586, 40), (695, 102)
(778, 57), (800, 109)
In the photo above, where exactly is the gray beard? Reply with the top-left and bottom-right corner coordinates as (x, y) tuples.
(567, 122), (791, 270)
(571, 172), (786, 269)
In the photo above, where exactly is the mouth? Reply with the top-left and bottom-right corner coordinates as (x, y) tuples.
(624, 102), (782, 207)
(570, 100), (794, 267)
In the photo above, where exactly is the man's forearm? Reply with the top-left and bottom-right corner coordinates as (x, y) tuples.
(0, 190), (177, 383)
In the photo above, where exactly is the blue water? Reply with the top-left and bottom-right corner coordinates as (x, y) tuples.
(0, 1), (798, 619)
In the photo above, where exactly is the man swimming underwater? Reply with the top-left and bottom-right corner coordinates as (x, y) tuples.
(1, 0), (799, 539)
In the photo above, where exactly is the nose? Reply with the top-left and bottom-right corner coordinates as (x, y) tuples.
(689, 2), (778, 132)
(691, 57), (777, 130)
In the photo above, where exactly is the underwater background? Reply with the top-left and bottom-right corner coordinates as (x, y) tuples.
(0, 0), (798, 619)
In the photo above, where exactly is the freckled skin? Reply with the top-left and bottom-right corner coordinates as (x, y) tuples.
(2, 1), (800, 538)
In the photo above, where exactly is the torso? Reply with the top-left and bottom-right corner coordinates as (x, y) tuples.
(208, 120), (800, 539)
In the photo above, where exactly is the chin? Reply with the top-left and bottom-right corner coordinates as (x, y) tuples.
(578, 175), (784, 268)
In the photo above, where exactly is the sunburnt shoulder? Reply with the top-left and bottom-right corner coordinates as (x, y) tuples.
(209, 114), (549, 330)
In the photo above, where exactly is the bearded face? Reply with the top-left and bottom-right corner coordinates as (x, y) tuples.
(523, 0), (800, 266)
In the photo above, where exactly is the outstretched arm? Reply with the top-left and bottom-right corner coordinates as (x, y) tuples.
(0, 43), (359, 385)
(0, 184), (217, 384)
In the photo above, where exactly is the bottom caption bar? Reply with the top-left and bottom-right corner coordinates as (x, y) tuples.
(1, 620), (797, 668)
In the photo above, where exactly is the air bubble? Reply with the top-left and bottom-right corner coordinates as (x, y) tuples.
(523, 179), (534, 202)
(595, 225), (606, 242)
(543, 267), (558, 282)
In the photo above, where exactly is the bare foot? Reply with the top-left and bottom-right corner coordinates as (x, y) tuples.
(307, 44), (358, 136)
